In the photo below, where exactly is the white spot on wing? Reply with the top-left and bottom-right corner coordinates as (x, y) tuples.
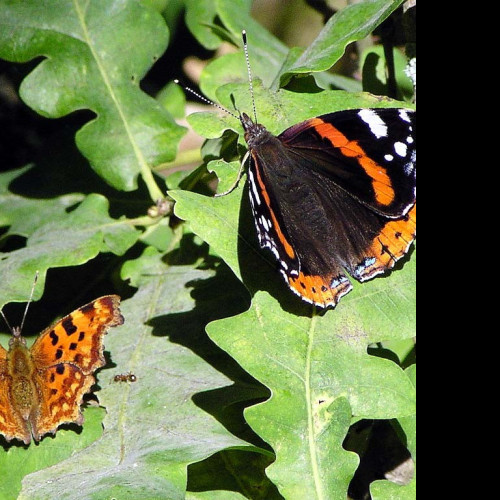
(358, 109), (388, 139)
(248, 170), (261, 205)
(399, 109), (412, 123)
(394, 141), (408, 157)
(260, 215), (270, 231)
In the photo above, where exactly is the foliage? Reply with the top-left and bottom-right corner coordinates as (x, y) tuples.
(0, 0), (415, 499)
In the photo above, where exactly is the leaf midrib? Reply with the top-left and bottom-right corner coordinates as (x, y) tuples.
(305, 314), (324, 499)
(73, 0), (163, 201)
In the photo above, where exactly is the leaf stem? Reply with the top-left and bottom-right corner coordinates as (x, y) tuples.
(152, 148), (202, 172)
(140, 166), (165, 202)
(126, 215), (163, 227)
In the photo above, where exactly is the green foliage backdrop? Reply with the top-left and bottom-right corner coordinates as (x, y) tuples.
(0, 1), (416, 499)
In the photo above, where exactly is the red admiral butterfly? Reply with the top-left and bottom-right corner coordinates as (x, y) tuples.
(242, 107), (416, 308)
(179, 32), (416, 309)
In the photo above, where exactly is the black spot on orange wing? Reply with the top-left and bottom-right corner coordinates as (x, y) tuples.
(62, 317), (77, 336)
(80, 302), (95, 314)
(288, 271), (352, 308)
(49, 330), (59, 346)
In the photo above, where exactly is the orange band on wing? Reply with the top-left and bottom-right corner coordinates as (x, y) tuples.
(288, 272), (352, 308)
(359, 203), (416, 280)
(252, 155), (296, 259)
(309, 118), (395, 206)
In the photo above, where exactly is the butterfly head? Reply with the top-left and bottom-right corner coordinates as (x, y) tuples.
(241, 112), (269, 148)
(1, 271), (38, 348)
(8, 326), (26, 348)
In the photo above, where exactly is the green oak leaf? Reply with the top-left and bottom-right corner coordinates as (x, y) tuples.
(0, 193), (139, 307)
(0, 0), (185, 194)
(279, 0), (407, 86)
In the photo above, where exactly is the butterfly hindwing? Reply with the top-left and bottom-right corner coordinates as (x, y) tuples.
(33, 363), (94, 440)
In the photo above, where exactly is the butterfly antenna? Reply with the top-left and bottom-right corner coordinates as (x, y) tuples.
(19, 271), (39, 334)
(0, 307), (13, 334)
(0, 271), (39, 336)
(173, 80), (239, 120)
(242, 30), (258, 124)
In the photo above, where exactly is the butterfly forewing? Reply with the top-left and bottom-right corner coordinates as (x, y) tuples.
(30, 295), (123, 373)
(247, 152), (300, 277)
(279, 109), (416, 218)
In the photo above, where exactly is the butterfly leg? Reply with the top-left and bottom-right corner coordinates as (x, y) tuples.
(214, 151), (249, 198)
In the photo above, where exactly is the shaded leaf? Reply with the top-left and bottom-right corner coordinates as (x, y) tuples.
(399, 365), (416, 460)
(203, 290), (415, 495)
(361, 45), (415, 101)
(187, 449), (282, 499)
(0, 167), (84, 239)
(16, 247), (255, 499)
(196, 0), (288, 100)
(370, 474), (416, 500)
(370, 365), (416, 497)
(184, 0), (221, 50)
(0, 194), (140, 307)
(216, 0), (288, 79)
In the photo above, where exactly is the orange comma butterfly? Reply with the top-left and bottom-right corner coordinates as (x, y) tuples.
(0, 295), (124, 445)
